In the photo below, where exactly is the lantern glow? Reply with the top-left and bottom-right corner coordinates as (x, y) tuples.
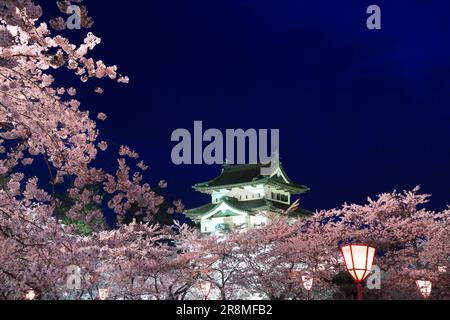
(199, 281), (212, 299)
(416, 280), (432, 299)
(341, 244), (376, 283)
(98, 288), (109, 300)
(341, 244), (376, 300)
(438, 266), (447, 273)
(25, 289), (36, 300)
(301, 275), (314, 291)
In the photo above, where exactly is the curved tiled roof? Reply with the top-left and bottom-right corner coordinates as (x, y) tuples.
(194, 163), (309, 194)
(185, 197), (313, 220)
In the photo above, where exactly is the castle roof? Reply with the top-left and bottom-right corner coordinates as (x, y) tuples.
(193, 163), (309, 194)
(185, 197), (313, 222)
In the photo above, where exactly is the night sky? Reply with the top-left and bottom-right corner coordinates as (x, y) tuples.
(44, 1), (450, 213)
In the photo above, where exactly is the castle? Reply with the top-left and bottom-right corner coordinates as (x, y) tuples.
(185, 162), (312, 233)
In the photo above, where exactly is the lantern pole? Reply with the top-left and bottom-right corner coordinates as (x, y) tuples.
(356, 283), (363, 301)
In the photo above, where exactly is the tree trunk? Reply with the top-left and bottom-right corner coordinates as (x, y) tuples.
(220, 287), (227, 300)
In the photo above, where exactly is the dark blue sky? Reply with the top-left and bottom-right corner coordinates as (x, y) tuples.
(45, 0), (450, 212)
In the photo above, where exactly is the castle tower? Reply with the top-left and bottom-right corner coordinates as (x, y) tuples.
(185, 162), (312, 233)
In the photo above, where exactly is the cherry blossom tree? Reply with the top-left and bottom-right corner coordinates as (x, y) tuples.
(235, 216), (305, 300)
(0, 0), (175, 299)
(208, 189), (449, 300)
(286, 188), (449, 300)
(190, 231), (247, 300)
(76, 222), (202, 300)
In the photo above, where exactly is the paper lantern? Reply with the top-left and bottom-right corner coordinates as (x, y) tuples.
(341, 244), (376, 283)
(416, 280), (432, 299)
(200, 281), (212, 299)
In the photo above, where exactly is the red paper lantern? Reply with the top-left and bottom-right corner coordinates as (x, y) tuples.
(341, 244), (376, 300)
(199, 281), (212, 300)
(416, 280), (432, 299)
